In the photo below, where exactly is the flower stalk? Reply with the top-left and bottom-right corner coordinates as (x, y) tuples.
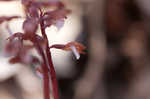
(40, 15), (59, 99)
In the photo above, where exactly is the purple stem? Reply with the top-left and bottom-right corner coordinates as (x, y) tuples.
(40, 16), (59, 99)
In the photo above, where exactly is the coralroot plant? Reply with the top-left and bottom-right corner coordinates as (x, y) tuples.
(1, 0), (86, 99)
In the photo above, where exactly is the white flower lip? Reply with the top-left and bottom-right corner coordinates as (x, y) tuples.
(70, 45), (80, 60)
(36, 70), (43, 78)
(35, 66), (43, 78)
(55, 19), (65, 30)
(48, 0), (59, 3)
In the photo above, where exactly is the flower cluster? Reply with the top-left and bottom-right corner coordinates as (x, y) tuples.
(1, 0), (86, 99)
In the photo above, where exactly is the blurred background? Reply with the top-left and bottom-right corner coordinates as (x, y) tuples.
(0, 0), (150, 99)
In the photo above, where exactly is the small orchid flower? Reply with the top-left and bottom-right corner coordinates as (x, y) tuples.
(50, 42), (86, 60)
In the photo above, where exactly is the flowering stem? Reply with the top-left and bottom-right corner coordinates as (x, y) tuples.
(33, 37), (50, 99)
(43, 64), (50, 99)
(46, 47), (59, 99)
(40, 17), (59, 99)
